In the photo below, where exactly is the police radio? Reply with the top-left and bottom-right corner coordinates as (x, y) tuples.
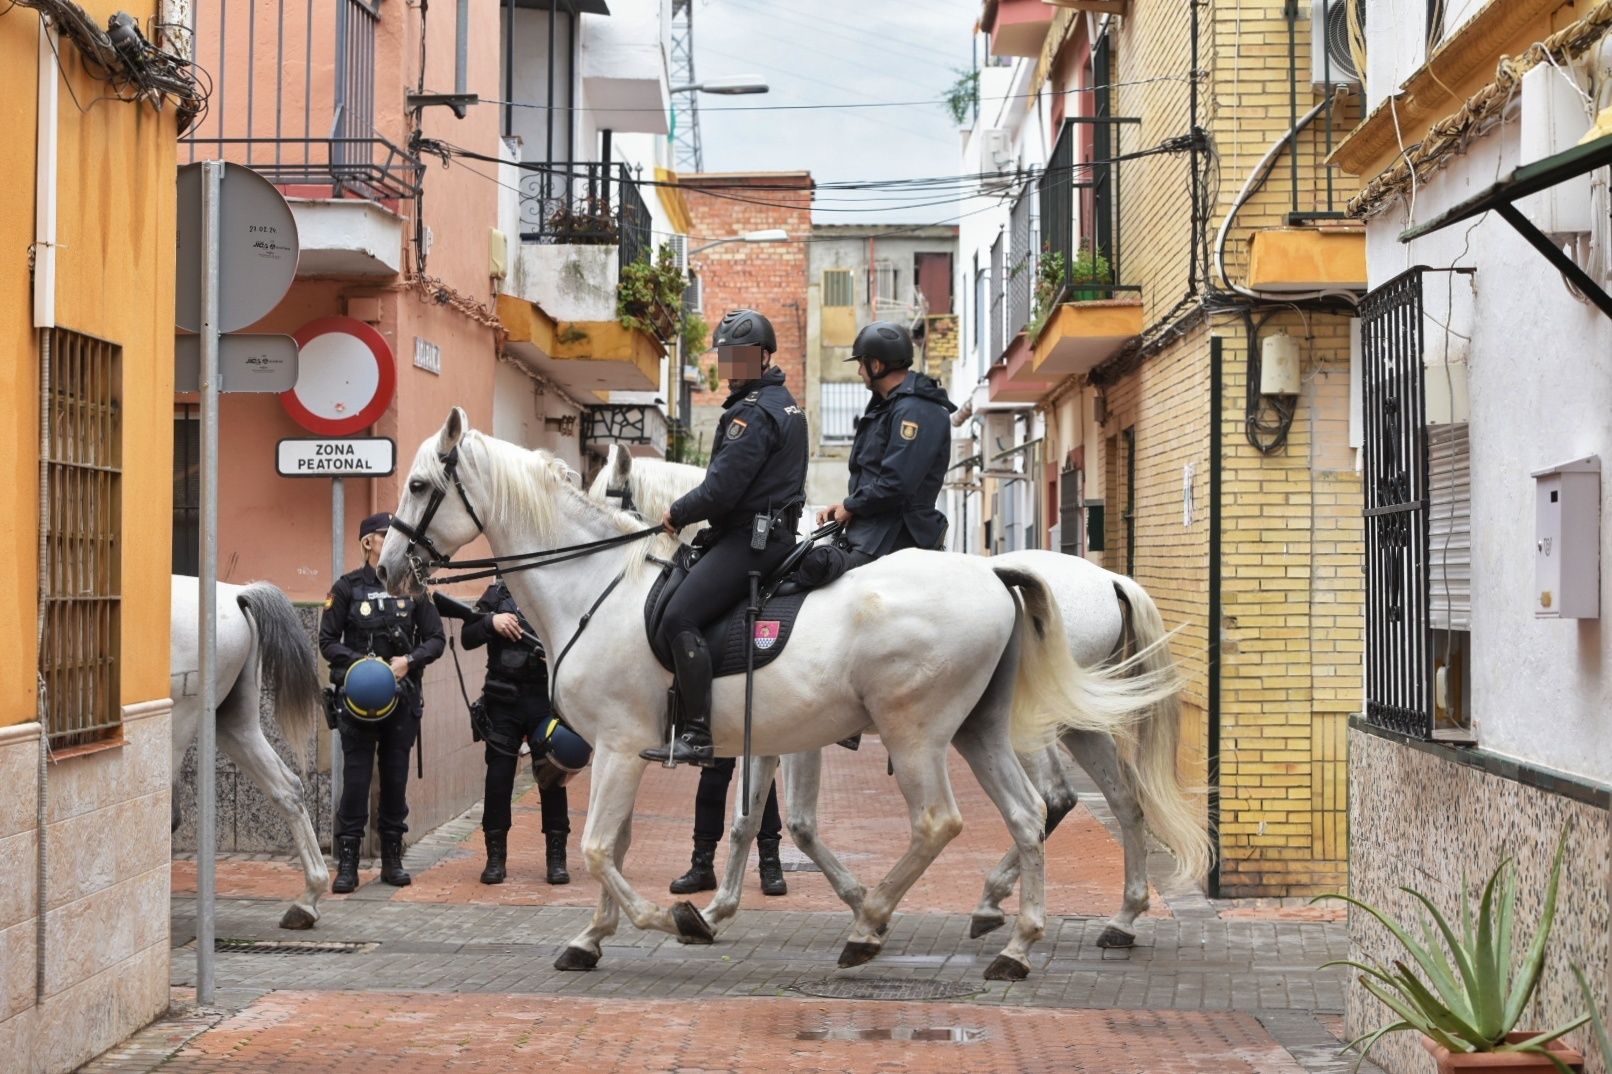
(750, 513), (771, 551)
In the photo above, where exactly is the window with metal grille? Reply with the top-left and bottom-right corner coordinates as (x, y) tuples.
(819, 381), (865, 442)
(41, 329), (123, 749)
(1058, 468), (1083, 556)
(174, 406), (199, 575)
(873, 261), (898, 305)
(822, 269), (854, 308)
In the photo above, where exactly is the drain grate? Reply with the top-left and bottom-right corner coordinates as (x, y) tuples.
(792, 976), (981, 1001)
(796, 1027), (986, 1043)
(779, 861), (822, 873)
(213, 938), (376, 955)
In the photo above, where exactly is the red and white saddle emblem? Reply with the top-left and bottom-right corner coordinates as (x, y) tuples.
(753, 621), (781, 651)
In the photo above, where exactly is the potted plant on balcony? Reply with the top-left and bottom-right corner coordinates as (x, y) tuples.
(1068, 242), (1112, 302)
(1027, 247), (1065, 338)
(618, 243), (685, 344)
(547, 197), (619, 244)
(1317, 823), (1589, 1073)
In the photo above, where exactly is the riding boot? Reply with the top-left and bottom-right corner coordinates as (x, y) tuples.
(668, 836), (719, 894)
(380, 833), (411, 887)
(544, 830), (571, 886)
(479, 829), (508, 886)
(640, 630), (716, 766)
(331, 836), (361, 894)
(837, 732), (863, 751)
(757, 835), (788, 896)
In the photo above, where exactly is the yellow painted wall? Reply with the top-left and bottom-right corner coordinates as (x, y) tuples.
(0, 8), (180, 726)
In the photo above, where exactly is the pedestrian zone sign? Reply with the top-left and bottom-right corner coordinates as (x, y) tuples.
(277, 437), (396, 478)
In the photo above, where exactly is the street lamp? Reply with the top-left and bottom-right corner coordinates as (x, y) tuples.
(669, 76), (770, 96)
(690, 230), (789, 255)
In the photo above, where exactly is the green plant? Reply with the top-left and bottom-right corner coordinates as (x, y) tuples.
(1316, 823), (1588, 1073)
(1069, 242), (1112, 286)
(943, 67), (979, 126)
(680, 311), (710, 361)
(667, 427), (709, 468)
(1027, 247), (1065, 338)
(1571, 965), (1610, 1064)
(617, 242), (686, 340)
(547, 199), (619, 244)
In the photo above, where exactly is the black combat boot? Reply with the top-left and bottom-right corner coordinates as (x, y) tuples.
(668, 836), (719, 894)
(331, 836), (361, 894)
(380, 833), (412, 887)
(480, 829), (508, 885)
(640, 631), (716, 766)
(545, 830), (571, 885)
(837, 733), (863, 751)
(757, 836), (788, 897)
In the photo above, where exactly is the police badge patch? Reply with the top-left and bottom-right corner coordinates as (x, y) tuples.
(899, 420), (920, 441)
(728, 418), (748, 440)
(753, 621), (781, 650)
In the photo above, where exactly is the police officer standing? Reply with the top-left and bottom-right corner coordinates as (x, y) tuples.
(458, 579), (581, 886)
(320, 512), (446, 893)
(640, 308), (809, 767)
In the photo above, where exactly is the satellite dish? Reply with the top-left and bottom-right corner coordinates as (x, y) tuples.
(279, 316), (397, 435)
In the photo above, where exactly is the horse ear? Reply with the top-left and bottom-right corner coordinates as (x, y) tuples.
(437, 406), (468, 455)
(609, 442), (633, 485)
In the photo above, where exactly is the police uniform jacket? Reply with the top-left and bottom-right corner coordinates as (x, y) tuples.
(460, 582), (549, 691)
(843, 371), (956, 557)
(668, 364), (808, 534)
(319, 564), (446, 693)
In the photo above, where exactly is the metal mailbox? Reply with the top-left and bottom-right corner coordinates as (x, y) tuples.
(1533, 455), (1600, 619)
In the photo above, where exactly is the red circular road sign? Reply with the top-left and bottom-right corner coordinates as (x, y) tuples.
(280, 316), (397, 436)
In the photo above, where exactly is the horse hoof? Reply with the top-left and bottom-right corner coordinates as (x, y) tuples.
(837, 941), (882, 968)
(278, 905), (317, 931)
(554, 946), (600, 972)
(969, 914), (1005, 940)
(671, 900), (715, 945)
(983, 954), (1030, 981)
(1096, 926), (1136, 949)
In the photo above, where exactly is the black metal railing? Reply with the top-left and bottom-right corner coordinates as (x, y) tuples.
(989, 233), (1005, 360)
(1038, 113), (1139, 306)
(1007, 183), (1036, 338)
(182, 0), (421, 200)
(518, 162), (652, 266)
(1283, 0), (1362, 222)
(1361, 267), (1432, 738)
(820, 381), (864, 442)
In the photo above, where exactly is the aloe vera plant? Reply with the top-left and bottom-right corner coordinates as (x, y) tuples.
(1317, 823), (1589, 1073)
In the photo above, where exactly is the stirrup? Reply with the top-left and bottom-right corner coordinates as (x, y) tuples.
(640, 733), (716, 767)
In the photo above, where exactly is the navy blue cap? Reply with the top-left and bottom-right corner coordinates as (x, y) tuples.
(359, 512), (393, 539)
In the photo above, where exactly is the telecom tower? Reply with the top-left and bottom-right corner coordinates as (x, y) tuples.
(670, 0), (702, 172)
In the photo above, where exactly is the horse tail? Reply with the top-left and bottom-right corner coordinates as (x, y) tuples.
(235, 582), (322, 771)
(994, 564), (1178, 764)
(1108, 573), (1214, 887)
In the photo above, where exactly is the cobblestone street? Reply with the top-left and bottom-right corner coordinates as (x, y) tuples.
(88, 741), (1374, 1073)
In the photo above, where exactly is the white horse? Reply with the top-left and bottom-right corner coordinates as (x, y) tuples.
(588, 443), (1209, 947)
(170, 575), (329, 929)
(379, 408), (1178, 979)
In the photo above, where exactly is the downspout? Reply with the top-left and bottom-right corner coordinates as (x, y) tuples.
(1207, 334), (1223, 898)
(34, 15), (60, 1002)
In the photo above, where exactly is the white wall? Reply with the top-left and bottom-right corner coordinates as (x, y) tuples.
(1366, 123), (1612, 785)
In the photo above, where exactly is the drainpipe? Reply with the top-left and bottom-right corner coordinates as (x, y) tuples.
(34, 15), (60, 1002)
(1207, 334), (1223, 898)
(455, 0), (469, 95)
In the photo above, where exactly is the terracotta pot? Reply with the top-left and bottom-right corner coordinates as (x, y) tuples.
(1421, 1032), (1584, 1072)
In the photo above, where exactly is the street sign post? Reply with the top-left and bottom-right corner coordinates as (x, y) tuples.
(276, 437), (396, 478)
(175, 334), (299, 393)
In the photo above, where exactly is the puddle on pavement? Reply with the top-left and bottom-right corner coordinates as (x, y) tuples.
(795, 1027), (986, 1043)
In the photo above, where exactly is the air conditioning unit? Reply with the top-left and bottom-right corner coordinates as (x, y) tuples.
(980, 128), (1013, 173)
(669, 233), (688, 273)
(982, 412), (1017, 462)
(1311, 0), (1363, 89)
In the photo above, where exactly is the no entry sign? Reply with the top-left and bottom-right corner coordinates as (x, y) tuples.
(276, 437), (396, 477)
(280, 316), (397, 435)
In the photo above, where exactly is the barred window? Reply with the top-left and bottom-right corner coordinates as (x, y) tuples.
(41, 329), (123, 749)
(820, 381), (865, 443)
(822, 269), (854, 308)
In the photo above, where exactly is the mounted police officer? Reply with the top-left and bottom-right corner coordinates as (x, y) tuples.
(320, 512), (445, 893)
(641, 308), (809, 767)
(806, 320), (956, 581)
(457, 579), (590, 886)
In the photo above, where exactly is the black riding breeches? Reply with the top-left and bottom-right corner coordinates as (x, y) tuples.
(692, 756), (781, 843)
(481, 693), (568, 834)
(336, 705), (420, 840)
(654, 527), (794, 652)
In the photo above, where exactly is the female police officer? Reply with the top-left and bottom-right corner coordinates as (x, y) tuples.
(320, 512), (446, 892)
(640, 309), (809, 766)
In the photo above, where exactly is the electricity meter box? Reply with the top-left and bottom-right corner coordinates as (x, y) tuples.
(1532, 456), (1600, 620)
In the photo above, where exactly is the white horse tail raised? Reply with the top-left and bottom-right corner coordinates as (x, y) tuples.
(1110, 574), (1214, 887)
(994, 565), (1178, 755)
(236, 582), (322, 770)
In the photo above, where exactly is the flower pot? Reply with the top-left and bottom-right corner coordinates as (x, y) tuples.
(1070, 285), (1106, 302)
(1421, 1033), (1584, 1072)
(647, 300), (676, 343)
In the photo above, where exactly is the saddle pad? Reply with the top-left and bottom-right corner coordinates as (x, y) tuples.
(643, 558), (810, 678)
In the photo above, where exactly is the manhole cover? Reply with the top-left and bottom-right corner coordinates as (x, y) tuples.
(792, 976), (980, 1001)
(213, 939), (376, 955)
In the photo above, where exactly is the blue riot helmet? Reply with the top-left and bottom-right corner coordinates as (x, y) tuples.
(342, 656), (399, 721)
(533, 717), (592, 789)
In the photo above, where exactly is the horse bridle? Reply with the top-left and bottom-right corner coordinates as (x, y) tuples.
(603, 478), (638, 517)
(390, 446), (485, 585)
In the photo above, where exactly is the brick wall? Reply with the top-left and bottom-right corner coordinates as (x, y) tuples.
(682, 173), (813, 449)
(921, 314), (959, 379)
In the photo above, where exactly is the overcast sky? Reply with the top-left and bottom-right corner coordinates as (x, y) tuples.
(693, 0), (982, 224)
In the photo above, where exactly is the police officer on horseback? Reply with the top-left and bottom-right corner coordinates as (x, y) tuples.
(319, 512), (446, 893)
(641, 308), (809, 767)
(458, 579), (590, 886)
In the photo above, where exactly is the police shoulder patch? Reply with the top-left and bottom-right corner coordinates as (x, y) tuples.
(727, 418), (749, 440)
(323, 594), (334, 609)
(899, 419), (920, 441)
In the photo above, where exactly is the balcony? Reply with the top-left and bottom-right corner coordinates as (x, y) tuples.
(584, 404), (669, 460)
(980, 0), (1053, 59)
(987, 332), (1056, 404)
(578, 0), (671, 135)
(497, 293), (662, 394)
(1247, 226), (1366, 292)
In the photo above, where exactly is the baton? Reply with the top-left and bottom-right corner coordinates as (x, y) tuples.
(742, 569), (761, 816)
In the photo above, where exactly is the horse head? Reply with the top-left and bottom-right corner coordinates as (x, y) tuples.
(380, 406), (486, 596)
(588, 442), (637, 514)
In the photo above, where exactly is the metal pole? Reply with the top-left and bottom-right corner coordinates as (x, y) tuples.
(196, 159), (224, 1006)
(455, 0), (469, 95)
(330, 477), (345, 855)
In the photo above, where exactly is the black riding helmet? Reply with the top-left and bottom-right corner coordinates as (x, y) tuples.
(713, 308), (777, 353)
(848, 321), (914, 373)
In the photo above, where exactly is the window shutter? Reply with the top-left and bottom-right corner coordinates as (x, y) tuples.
(1058, 469), (1082, 556)
(1428, 424), (1471, 631)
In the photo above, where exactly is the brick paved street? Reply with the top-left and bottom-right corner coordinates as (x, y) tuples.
(98, 740), (1378, 1073)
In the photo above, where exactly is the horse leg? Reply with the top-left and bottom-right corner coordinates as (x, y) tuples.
(968, 741), (1077, 939)
(1064, 728), (1149, 948)
(215, 677), (329, 929)
(702, 753), (780, 930)
(952, 737), (1047, 980)
(556, 747), (703, 970)
(837, 740), (962, 969)
(780, 750), (865, 914)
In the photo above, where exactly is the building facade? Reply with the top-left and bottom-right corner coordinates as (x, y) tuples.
(1338, 0), (1612, 1069)
(952, 0), (1369, 896)
(1, 5), (196, 1069)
